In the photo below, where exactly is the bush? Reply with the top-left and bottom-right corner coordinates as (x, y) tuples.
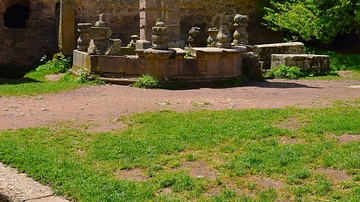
(268, 65), (303, 79)
(36, 54), (72, 74)
(132, 74), (161, 89)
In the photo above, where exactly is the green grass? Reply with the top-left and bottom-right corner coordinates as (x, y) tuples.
(0, 56), (90, 96)
(306, 47), (360, 72)
(1, 101), (360, 201)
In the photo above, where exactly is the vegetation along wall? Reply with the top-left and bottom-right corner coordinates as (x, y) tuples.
(0, 0), (282, 66)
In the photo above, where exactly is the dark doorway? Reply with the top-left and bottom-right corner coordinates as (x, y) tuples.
(4, 4), (30, 28)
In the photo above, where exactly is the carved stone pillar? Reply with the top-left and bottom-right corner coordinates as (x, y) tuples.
(188, 27), (201, 47)
(233, 14), (249, 46)
(77, 23), (92, 52)
(88, 14), (113, 55)
(216, 22), (232, 49)
(207, 27), (219, 47)
(58, 0), (75, 56)
(151, 22), (168, 50)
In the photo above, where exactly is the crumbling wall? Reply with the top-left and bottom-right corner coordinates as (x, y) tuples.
(0, 0), (282, 67)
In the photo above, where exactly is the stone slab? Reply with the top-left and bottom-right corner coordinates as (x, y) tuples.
(0, 163), (69, 202)
(254, 42), (305, 69)
(271, 54), (330, 73)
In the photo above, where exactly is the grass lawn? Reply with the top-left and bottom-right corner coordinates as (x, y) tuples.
(1, 101), (360, 201)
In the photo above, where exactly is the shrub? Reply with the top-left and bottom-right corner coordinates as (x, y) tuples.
(269, 65), (303, 79)
(36, 54), (72, 74)
(132, 74), (161, 89)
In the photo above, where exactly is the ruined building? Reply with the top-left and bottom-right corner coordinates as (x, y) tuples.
(0, 0), (282, 66)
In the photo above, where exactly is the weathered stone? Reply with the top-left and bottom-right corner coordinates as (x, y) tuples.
(105, 39), (122, 55)
(128, 35), (140, 48)
(233, 14), (249, 45)
(30, 1), (43, 11)
(37, 18), (53, 28)
(207, 27), (218, 47)
(77, 23), (92, 51)
(151, 22), (169, 50)
(243, 52), (262, 79)
(271, 54), (330, 73)
(58, 0), (75, 56)
(254, 42), (305, 69)
(135, 40), (152, 50)
(216, 21), (232, 49)
(188, 27), (202, 47)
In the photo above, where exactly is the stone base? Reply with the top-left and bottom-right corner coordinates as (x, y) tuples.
(72, 46), (247, 83)
(254, 42), (305, 69)
(271, 54), (330, 73)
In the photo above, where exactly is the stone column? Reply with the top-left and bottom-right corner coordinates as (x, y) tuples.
(152, 22), (168, 50)
(138, 0), (181, 47)
(233, 14), (249, 46)
(58, 0), (75, 56)
(77, 23), (92, 52)
(216, 22), (232, 49)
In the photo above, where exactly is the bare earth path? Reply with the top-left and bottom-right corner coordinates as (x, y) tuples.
(1, 79), (360, 130)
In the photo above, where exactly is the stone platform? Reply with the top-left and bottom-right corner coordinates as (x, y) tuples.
(72, 46), (247, 83)
(271, 54), (330, 73)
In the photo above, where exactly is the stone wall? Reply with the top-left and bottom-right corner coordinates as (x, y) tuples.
(0, 0), (282, 66)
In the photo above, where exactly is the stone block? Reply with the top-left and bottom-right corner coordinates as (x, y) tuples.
(72, 50), (99, 72)
(30, 1), (43, 11)
(271, 54), (330, 73)
(26, 20), (37, 28)
(105, 39), (122, 55)
(30, 11), (40, 20)
(254, 42), (305, 69)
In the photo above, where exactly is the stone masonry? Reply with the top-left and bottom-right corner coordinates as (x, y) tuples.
(0, 0), (282, 66)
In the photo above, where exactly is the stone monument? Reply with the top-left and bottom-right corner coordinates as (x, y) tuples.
(58, 0), (75, 56)
(233, 14), (249, 46)
(137, 0), (182, 49)
(207, 27), (219, 47)
(76, 23), (92, 52)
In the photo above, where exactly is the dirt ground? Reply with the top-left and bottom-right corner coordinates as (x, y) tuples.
(1, 77), (360, 130)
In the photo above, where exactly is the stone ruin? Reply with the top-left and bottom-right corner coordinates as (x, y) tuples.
(70, 0), (330, 84)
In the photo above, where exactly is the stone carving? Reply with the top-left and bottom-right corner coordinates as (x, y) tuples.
(216, 21), (232, 49)
(188, 27), (202, 47)
(207, 27), (219, 47)
(88, 14), (113, 55)
(128, 35), (140, 48)
(243, 52), (262, 80)
(77, 23), (92, 52)
(151, 22), (168, 50)
(233, 14), (249, 46)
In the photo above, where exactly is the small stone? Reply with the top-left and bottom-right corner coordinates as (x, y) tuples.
(3, 108), (8, 111)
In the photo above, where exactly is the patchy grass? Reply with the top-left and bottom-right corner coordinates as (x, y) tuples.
(0, 56), (92, 97)
(1, 103), (360, 201)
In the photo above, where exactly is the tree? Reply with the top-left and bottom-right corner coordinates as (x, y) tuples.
(261, 0), (360, 43)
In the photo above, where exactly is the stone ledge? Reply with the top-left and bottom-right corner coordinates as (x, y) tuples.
(271, 54), (330, 73)
(0, 162), (69, 202)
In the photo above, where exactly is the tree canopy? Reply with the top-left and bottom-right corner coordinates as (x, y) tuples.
(261, 0), (360, 43)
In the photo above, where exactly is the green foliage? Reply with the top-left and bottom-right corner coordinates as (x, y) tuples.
(36, 54), (72, 74)
(262, 0), (360, 43)
(268, 65), (303, 79)
(132, 74), (161, 89)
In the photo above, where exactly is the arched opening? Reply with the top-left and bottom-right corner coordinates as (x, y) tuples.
(4, 4), (30, 28)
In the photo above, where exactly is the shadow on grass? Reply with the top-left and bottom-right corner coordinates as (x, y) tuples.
(0, 77), (40, 85)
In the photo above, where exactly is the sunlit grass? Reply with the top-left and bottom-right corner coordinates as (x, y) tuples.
(1, 104), (360, 201)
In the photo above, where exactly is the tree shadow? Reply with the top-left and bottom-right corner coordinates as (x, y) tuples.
(0, 77), (40, 85)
